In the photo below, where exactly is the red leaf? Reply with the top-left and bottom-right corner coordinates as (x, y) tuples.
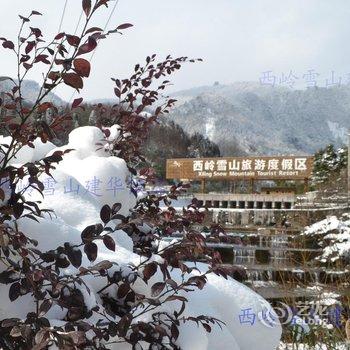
(91, 260), (113, 271)
(203, 323), (211, 333)
(55, 32), (65, 40)
(20, 54), (30, 63)
(23, 63), (32, 70)
(114, 88), (120, 98)
(112, 203), (122, 213)
(171, 323), (179, 340)
(30, 27), (42, 38)
(34, 54), (50, 64)
(103, 235), (115, 252)
(31, 10), (42, 16)
(67, 35), (80, 47)
(62, 73), (83, 90)
(85, 27), (103, 35)
(77, 36), (97, 56)
(9, 282), (21, 302)
(2, 41), (14, 50)
(95, 0), (109, 9)
(143, 262), (157, 282)
(39, 299), (53, 316)
(82, 0), (92, 17)
(151, 282), (165, 297)
(48, 71), (60, 81)
(72, 97), (83, 109)
(73, 58), (91, 77)
(117, 283), (130, 298)
(13, 203), (24, 219)
(19, 15), (29, 22)
(37, 102), (53, 113)
(81, 225), (95, 243)
(116, 23), (133, 30)
(25, 41), (35, 54)
(84, 242), (97, 262)
(165, 295), (188, 302)
(103, 128), (111, 138)
(100, 204), (111, 223)
(67, 247), (82, 268)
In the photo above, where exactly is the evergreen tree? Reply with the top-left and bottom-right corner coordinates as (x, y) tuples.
(313, 144), (348, 184)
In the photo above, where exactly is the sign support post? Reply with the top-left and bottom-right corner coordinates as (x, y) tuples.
(250, 179), (254, 193)
(201, 179), (206, 194)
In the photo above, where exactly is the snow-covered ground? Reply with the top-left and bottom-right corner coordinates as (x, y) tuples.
(0, 126), (282, 349)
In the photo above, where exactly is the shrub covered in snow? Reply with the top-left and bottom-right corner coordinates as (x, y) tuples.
(303, 214), (350, 264)
(0, 2), (281, 349)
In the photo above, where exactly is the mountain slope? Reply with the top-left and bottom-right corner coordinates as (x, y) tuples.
(0, 78), (64, 106)
(169, 82), (350, 156)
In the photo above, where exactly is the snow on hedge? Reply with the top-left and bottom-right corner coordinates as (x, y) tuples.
(303, 213), (350, 262)
(278, 343), (347, 350)
(0, 126), (281, 349)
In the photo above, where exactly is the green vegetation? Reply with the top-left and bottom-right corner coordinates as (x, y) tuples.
(143, 120), (220, 179)
(313, 144), (347, 185)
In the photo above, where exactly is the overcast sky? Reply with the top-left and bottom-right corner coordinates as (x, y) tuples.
(0, 0), (349, 101)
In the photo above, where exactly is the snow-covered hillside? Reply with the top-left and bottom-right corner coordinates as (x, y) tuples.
(170, 82), (350, 155)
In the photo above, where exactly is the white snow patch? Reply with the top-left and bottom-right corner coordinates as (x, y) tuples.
(0, 126), (282, 350)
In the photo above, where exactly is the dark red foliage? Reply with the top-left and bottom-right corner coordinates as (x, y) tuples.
(74, 58), (91, 77)
(0, 2), (223, 349)
(62, 73), (84, 90)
